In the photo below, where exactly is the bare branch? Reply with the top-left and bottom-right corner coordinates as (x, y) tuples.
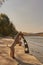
(0, 0), (6, 7)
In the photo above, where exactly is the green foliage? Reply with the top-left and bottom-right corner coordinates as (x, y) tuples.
(0, 13), (18, 38)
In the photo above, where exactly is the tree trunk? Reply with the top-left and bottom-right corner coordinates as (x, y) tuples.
(10, 47), (14, 58)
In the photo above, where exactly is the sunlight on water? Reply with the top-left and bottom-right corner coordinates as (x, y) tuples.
(25, 36), (43, 63)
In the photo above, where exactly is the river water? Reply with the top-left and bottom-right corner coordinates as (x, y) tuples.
(25, 36), (43, 63)
(0, 36), (43, 64)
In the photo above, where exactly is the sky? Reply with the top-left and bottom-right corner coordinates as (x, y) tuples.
(0, 0), (43, 33)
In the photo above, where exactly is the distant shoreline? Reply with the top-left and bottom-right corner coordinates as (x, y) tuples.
(23, 32), (43, 36)
(0, 32), (43, 38)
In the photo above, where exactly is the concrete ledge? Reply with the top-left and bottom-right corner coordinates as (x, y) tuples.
(15, 44), (43, 65)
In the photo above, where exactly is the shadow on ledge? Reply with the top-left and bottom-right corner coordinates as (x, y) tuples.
(13, 57), (39, 65)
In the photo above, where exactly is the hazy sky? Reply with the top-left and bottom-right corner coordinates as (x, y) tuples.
(0, 0), (43, 33)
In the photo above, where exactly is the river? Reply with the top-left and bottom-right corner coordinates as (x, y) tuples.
(0, 36), (43, 64)
(25, 36), (43, 63)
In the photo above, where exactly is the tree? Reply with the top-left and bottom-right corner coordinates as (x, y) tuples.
(0, 13), (18, 38)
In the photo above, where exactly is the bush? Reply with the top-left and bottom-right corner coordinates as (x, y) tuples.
(0, 13), (18, 38)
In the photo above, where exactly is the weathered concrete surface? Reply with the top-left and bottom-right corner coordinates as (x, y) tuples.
(0, 46), (18, 65)
(15, 44), (43, 65)
(0, 56), (18, 65)
(0, 38), (43, 65)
